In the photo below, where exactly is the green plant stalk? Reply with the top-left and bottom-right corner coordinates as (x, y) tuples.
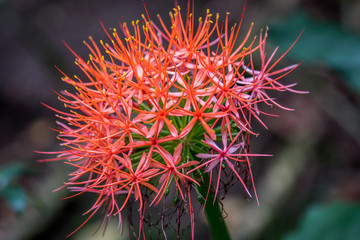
(197, 174), (231, 240)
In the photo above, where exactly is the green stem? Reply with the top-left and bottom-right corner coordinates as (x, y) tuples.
(197, 174), (231, 240)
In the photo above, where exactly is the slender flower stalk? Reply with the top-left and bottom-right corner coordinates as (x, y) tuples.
(38, 1), (306, 239)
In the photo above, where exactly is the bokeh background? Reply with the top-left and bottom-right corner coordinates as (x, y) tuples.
(1, 0), (360, 239)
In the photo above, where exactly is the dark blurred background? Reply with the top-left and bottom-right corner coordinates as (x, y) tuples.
(1, 0), (360, 239)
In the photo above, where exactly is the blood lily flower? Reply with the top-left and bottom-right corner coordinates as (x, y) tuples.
(193, 122), (272, 204)
(38, 1), (305, 239)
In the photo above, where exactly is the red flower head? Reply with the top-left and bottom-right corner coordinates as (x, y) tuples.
(39, 1), (305, 238)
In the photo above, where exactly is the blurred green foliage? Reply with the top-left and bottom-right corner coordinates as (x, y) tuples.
(285, 201), (360, 240)
(270, 12), (360, 92)
(0, 163), (28, 214)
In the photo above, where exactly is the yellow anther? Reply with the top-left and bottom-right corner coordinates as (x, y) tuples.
(113, 28), (117, 32)
(132, 21), (135, 25)
(207, 9), (209, 14)
(199, 17), (202, 21)
(100, 40), (103, 45)
(89, 36), (93, 40)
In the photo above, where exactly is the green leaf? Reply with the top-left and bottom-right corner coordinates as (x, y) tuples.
(0, 163), (26, 189)
(0, 185), (28, 214)
(269, 12), (360, 92)
(0, 163), (28, 214)
(284, 201), (360, 240)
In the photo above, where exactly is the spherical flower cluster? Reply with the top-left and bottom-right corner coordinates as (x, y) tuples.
(40, 1), (304, 238)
